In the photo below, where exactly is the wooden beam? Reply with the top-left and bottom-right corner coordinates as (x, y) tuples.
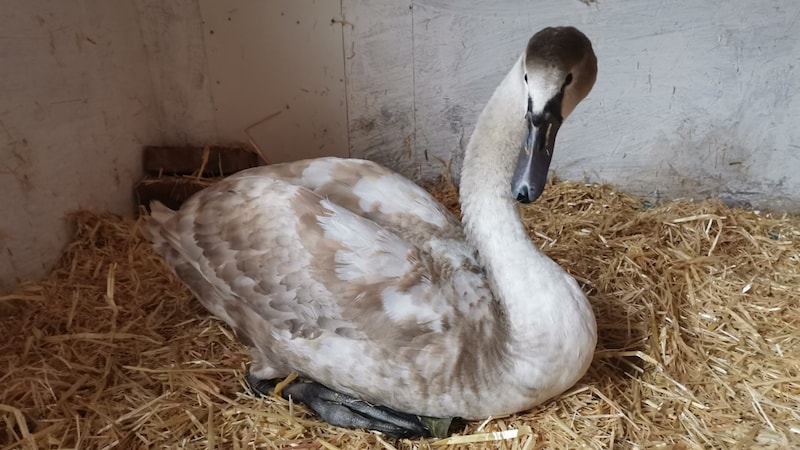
(135, 177), (217, 211)
(142, 145), (261, 176)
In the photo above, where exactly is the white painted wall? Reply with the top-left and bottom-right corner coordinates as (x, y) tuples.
(2, 0), (799, 293)
(197, 0), (349, 163)
(0, 0), (161, 293)
(186, 0), (800, 209)
(0, 0), (351, 294)
(134, 0), (219, 145)
(344, 1), (800, 210)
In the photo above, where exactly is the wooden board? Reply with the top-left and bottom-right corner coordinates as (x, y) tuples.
(142, 145), (260, 176)
(135, 177), (216, 211)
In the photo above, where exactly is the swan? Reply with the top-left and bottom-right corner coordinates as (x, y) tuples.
(144, 26), (598, 438)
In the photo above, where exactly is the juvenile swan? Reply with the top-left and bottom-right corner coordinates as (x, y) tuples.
(145, 26), (598, 437)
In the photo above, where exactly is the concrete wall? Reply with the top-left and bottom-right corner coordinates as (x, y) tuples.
(2, 0), (799, 293)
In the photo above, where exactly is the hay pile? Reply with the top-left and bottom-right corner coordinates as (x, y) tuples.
(1, 180), (799, 449)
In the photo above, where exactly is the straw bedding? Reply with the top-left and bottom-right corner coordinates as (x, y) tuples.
(1, 179), (798, 449)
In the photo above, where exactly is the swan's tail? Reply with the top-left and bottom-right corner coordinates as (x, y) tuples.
(142, 201), (183, 261)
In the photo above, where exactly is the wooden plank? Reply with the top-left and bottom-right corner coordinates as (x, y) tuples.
(142, 145), (260, 176)
(134, 177), (217, 211)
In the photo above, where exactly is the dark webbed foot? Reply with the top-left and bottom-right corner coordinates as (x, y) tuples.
(246, 373), (432, 438)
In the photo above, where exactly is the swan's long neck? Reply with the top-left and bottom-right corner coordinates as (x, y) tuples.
(459, 56), (578, 332)
(458, 37), (596, 402)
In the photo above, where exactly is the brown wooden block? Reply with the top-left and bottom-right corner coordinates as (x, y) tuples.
(135, 177), (218, 212)
(143, 145), (261, 176)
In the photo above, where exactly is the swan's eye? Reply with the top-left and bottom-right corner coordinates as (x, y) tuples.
(564, 73), (573, 86)
(524, 74), (528, 82)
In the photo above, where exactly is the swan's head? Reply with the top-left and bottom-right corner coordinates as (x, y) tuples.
(511, 27), (597, 203)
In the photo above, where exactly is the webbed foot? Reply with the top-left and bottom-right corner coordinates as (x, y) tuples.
(246, 373), (432, 438)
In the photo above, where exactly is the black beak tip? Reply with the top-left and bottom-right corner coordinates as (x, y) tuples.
(513, 184), (542, 204)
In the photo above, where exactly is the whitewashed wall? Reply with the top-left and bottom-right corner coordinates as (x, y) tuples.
(134, 0), (219, 145)
(191, 0), (800, 207)
(343, 1), (800, 210)
(197, 0), (349, 163)
(2, 0), (799, 293)
(0, 0), (161, 293)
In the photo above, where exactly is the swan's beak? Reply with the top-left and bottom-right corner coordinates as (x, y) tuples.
(510, 107), (562, 203)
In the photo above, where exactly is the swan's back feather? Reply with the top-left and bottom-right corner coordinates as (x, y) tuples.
(144, 167), (518, 416)
(229, 158), (465, 245)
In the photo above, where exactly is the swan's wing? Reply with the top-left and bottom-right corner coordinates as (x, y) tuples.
(145, 175), (492, 346)
(228, 158), (464, 244)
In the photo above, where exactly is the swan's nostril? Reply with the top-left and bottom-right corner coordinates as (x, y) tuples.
(515, 186), (532, 204)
